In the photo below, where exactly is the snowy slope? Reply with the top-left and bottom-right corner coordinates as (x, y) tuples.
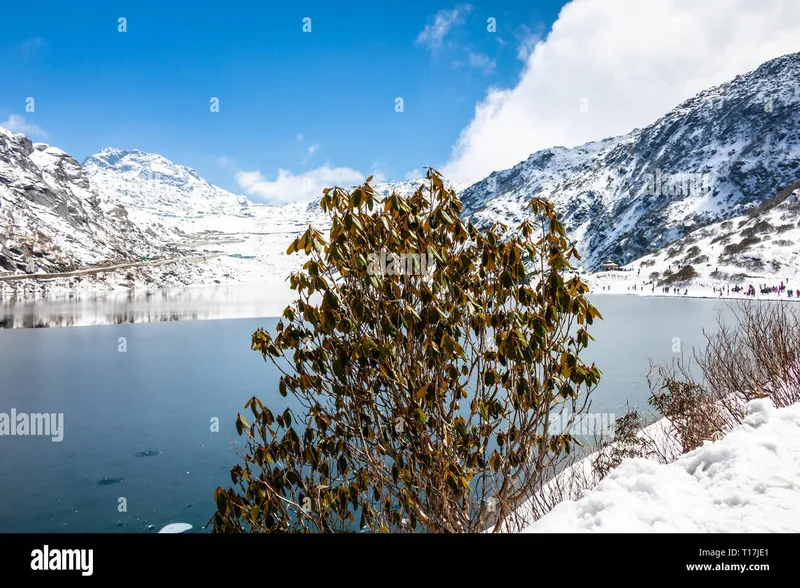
(84, 148), (250, 215)
(524, 398), (800, 532)
(84, 148), (431, 237)
(78, 149), (434, 294)
(83, 148), (255, 243)
(630, 187), (800, 285)
(84, 149), (441, 238)
(584, 186), (800, 298)
(461, 52), (800, 270)
(2, 129), (438, 296)
(0, 127), (161, 275)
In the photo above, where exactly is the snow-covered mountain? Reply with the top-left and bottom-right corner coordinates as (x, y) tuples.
(625, 184), (800, 287)
(0, 128), (162, 275)
(84, 149), (435, 224)
(83, 148), (253, 218)
(83, 147), (427, 241)
(460, 52), (800, 270)
(83, 148), (256, 243)
(4, 52), (800, 294)
(0, 123), (438, 294)
(76, 148), (434, 293)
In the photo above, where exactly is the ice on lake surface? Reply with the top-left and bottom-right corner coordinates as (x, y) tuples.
(158, 523), (193, 533)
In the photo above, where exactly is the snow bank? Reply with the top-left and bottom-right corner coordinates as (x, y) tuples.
(523, 398), (800, 532)
(499, 411), (683, 532)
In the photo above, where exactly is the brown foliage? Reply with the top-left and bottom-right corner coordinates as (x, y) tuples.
(210, 169), (602, 533)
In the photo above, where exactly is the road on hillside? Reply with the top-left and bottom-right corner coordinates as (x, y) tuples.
(0, 254), (221, 282)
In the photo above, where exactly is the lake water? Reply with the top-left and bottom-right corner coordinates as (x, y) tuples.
(0, 289), (738, 532)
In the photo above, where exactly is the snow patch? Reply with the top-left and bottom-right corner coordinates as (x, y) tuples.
(523, 399), (800, 532)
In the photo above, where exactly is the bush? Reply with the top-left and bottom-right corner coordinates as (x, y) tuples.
(701, 302), (800, 409)
(210, 169), (602, 533)
(741, 257), (765, 272)
(592, 410), (653, 478)
(722, 236), (760, 256)
(646, 301), (800, 452)
(660, 265), (697, 286)
(710, 233), (731, 245)
(709, 270), (729, 281)
(648, 373), (724, 453)
(740, 220), (773, 238)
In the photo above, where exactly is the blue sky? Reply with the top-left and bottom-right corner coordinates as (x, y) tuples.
(0, 1), (563, 199)
(1, 1), (797, 203)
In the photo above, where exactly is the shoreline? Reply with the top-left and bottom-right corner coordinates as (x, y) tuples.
(2, 275), (798, 304)
(0, 284), (796, 330)
(589, 291), (800, 302)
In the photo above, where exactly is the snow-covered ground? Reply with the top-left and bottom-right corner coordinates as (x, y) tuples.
(523, 398), (800, 532)
(584, 270), (800, 301)
(582, 188), (800, 300)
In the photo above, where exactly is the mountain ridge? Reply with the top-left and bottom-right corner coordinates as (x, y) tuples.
(460, 50), (800, 270)
(2, 51), (800, 292)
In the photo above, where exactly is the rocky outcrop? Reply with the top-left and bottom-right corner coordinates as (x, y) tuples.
(0, 127), (159, 275)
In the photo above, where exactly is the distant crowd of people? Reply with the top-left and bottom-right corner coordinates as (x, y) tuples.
(597, 278), (800, 299)
(598, 284), (690, 294)
(726, 280), (799, 298)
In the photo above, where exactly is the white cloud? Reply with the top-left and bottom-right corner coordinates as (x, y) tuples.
(0, 114), (48, 138)
(296, 133), (304, 141)
(236, 165), (366, 205)
(405, 169), (423, 180)
(467, 52), (496, 74)
(415, 4), (472, 51)
(444, 0), (800, 185)
(217, 156), (233, 167)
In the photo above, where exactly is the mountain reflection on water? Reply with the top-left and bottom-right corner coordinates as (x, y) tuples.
(0, 285), (292, 329)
